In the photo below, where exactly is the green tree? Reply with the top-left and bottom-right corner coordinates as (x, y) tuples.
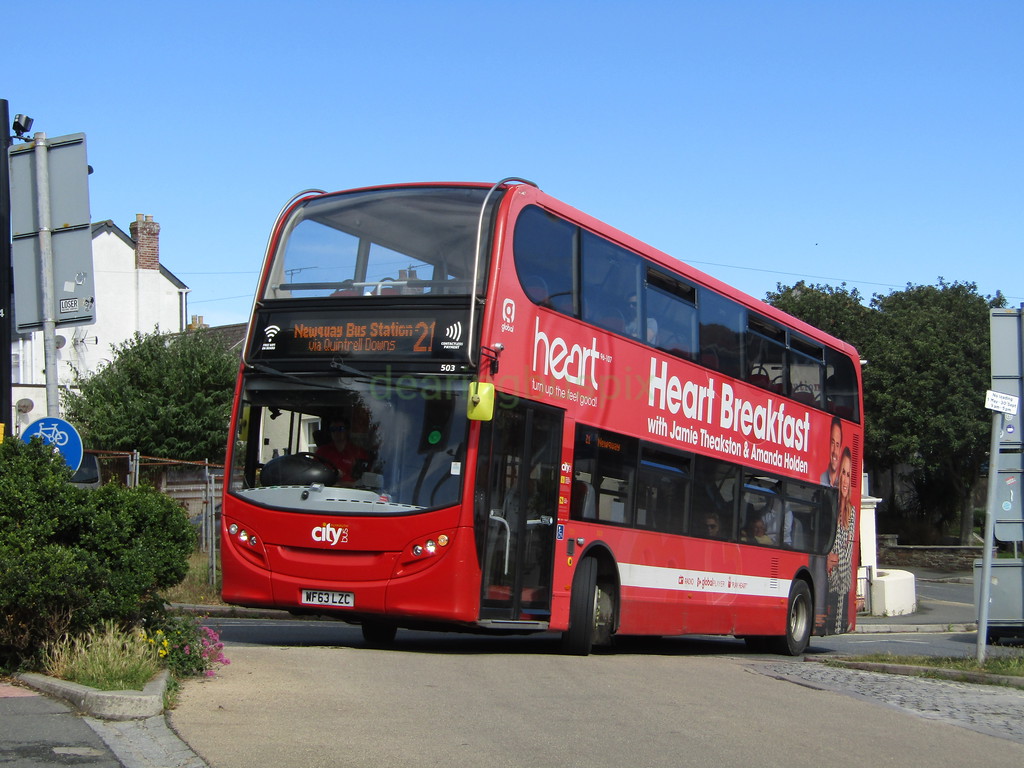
(62, 329), (238, 463)
(864, 280), (1002, 543)
(766, 279), (1004, 544)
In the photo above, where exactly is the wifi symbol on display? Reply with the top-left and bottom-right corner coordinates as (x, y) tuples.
(264, 325), (282, 341)
(445, 322), (462, 342)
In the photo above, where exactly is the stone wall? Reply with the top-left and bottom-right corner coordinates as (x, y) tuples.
(877, 538), (986, 571)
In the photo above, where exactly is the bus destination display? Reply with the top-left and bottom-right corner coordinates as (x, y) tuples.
(251, 308), (469, 363)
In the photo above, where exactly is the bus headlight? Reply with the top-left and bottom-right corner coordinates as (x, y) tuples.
(409, 532), (451, 558)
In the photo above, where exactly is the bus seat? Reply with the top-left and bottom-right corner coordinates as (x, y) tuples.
(571, 480), (596, 519)
(748, 372), (772, 390)
(792, 389), (819, 407)
(549, 292), (574, 314)
(522, 275), (550, 305)
(331, 279), (360, 296)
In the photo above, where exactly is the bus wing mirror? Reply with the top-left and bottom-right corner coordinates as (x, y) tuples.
(467, 382), (495, 421)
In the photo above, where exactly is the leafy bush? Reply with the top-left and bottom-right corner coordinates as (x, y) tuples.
(0, 438), (195, 666)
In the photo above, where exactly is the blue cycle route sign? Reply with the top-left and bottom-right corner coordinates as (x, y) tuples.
(21, 417), (84, 473)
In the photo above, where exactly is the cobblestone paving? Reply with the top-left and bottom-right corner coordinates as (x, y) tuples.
(759, 661), (1024, 745)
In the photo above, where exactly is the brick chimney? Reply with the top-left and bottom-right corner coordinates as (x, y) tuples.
(129, 213), (160, 270)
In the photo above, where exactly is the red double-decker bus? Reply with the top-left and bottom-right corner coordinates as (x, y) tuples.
(222, 179), (862, 655)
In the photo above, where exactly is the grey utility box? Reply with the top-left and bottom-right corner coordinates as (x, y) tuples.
(974, 558), (1024, 642)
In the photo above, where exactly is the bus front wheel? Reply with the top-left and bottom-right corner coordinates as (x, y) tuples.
(562, 557), (614, 656)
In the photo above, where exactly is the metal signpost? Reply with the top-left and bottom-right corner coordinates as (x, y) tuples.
(978, 308), (1024, 661)
(0, 100), (20, 438)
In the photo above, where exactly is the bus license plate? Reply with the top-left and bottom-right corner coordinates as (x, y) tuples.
(301, 589), (355, 607)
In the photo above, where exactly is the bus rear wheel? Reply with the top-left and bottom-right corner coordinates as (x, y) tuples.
(562, 557), (614, 656)
(770, 580), (812, 656)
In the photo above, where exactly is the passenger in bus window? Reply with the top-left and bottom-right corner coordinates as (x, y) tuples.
(316, 417), (370, 484)
(784, 503), (807, 550)
(625, 293), (658, 344)
(741, 513), (773, 545)
(760, 496), (791, 546)
(700, 512), (724, 539)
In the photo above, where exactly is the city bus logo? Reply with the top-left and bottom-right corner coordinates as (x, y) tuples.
(261, 324), (281, 351)
(441, 321), (464, 350)
(311, 522), (348, 545)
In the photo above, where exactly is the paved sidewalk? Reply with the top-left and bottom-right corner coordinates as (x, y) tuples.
(0, 682), (120, 767)
(0, 680), (208, 768)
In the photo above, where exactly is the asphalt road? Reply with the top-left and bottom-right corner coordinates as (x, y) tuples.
(168, 637), (1024, 768)
(168, 597), (1024, 768)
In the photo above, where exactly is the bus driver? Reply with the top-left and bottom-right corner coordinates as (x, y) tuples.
(316, 417), (369, 484)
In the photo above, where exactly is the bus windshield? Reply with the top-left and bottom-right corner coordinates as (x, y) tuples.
(230, 374), (469, 514)
(263, 185), (496, 300)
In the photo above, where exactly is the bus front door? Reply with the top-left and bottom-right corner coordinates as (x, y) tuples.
(479, 403), (561, 623)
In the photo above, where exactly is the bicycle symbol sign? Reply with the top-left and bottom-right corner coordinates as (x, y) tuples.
(21, 417), (84, 472)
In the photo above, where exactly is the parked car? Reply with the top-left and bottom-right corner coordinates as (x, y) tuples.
(70, 452), (102, 490)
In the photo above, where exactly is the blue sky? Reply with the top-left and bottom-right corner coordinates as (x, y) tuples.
(6, 0), (1022, 327)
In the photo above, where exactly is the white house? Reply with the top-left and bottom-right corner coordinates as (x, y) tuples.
(10, 214), (190, 434)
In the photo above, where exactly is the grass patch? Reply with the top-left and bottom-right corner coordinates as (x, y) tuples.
(163, 548), (225, 606)
(832, 652), (1024, 679)
(43, 621), (160, 691)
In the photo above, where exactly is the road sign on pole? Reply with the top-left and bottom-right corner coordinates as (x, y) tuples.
(985, 389), (1020, 416)
(20, 416), (84, 472)
(9, 132), (95, 332)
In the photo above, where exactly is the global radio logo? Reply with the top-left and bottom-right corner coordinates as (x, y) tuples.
(261, 324), (281, 351)
(501, 298), (515, 333)
(441, 321), (464, 350)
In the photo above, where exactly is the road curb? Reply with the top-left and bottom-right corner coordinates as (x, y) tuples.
(15, 669), (168, 720)
(169, 602), (315, 620)
(855, 622), (977, 634)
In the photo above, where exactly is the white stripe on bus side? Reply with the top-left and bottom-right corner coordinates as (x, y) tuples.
(617, 563), (791, 599)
